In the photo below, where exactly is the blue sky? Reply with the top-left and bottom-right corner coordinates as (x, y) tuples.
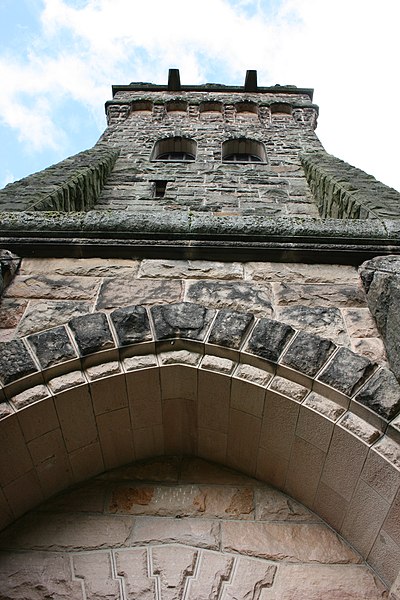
(1, 0), (400, 191)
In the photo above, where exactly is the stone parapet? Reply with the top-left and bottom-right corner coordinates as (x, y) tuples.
(301, 150), (400, 219)
(0, 145), (119, 212)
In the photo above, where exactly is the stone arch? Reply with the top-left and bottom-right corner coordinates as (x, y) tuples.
(0, 302), (399, 588)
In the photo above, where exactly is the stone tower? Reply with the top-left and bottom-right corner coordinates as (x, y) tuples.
(0, 70), (399, 598)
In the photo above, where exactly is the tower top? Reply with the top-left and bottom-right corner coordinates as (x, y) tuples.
(112, 68), (314, 101)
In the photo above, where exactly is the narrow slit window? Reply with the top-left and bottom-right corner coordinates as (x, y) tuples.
(154, 180), (168, 197)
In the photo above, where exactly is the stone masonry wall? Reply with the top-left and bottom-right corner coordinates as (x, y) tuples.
(97, 90), (322, 217)
(0, 257), (386, 366)
(0, 456), (388, 599)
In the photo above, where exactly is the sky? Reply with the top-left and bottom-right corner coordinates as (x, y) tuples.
(1, 0), (399, 192)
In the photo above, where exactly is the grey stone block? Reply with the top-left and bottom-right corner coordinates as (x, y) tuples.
(281, 331), (335, 377)
(355, 368), (400, 420)
(111, 305), (152, 346)
(318, 347), (374, 396)
(69, 313), (114, 355)
(208, 310), (254, 349)
(28, 326), (77, 369)
(246, 318), (294, 362)
(151, 302), (214, 340)
(0, 339), (37, 385)
(186, 281), (272, 316)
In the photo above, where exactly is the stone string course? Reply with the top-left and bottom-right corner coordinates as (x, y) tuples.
(0, 457), (389, 599)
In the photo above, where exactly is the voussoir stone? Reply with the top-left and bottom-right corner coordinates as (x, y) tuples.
(355, 367), (400, 420)
(151, 302), (214, 340)
(246, 318), (294, 362)
(0, 339), (37, 385)
(28, 326), (77, 369)
(69, 312), (114, 355)
(281, 331), (336, 377)
(208, 310), (254, 349)
(318, 347), (375, 396)
(111, 305), (152, 346)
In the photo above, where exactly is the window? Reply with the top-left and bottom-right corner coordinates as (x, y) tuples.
(224, 153), (262, 162)
(131, 100), (153, 114)
(153, 180), (168, 197)
(222, 138), (266, 163)
(270, 103), (292, 116)
(235, 102), (258, 118)
(166, 101), (188, 116)
(152, 137), (197, 162)
(199, 101), (223, 119)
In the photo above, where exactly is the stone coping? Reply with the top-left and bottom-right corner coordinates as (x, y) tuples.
(0, 302), (399, 430)
(1, 213), (400, 263)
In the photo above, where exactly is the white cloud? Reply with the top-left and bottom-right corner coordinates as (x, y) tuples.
(1, 0), (399, 189)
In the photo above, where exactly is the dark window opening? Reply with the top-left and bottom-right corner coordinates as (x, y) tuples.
(224, 153), (262, 163)
(156, 152), (195, 161)
(153, 180), (168, 197)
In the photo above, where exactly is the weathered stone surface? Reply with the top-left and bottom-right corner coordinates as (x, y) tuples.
(360, 257), (400, 382)
(267, 563), (388, 599)
(208, 309), (254, 348)
(201, 354), (235, 374)
(0, 250), (20, 298)
(303, 392), (344, 421)
(269, 376), (309, 401)
(0, 513), (132, 550)
(20, 257), (140, 277)
(245, 262), (358, 284)
(108, 484), (254, 519)
(69, 312), (114, 355)
(27, 326), (77, 369)
(130, 516), (220, 549)
(342, 308), (380, 338)
(0, 298), (27, 329)
(351, 338), (387, 365)
(222, 521), (360, 563)
(0, 339), (37, 385)
(15, 300), (92, 336)
(234, 363), (271, 386)
(186, 281), (273, 317)
(355, 368), (400, 420)
(0, 552), (82, 599)
(138, 259), (243, 279)
(151, 302), (214, 340)
(48, 370), (86, 393)
(4, 274), (101, 300)
(318, 347), (374, 396)
(96, 279), (182, 309)
(276, 305), (349, 345)
(111, 305), (152, 345)
(11, 384), (50, 409)
(339, 413), (381, 445)
(246, 318), (294, 362)
(255, 488), (320, 522)
(281, 331), (336, 377)
(274, 282), (366, 307)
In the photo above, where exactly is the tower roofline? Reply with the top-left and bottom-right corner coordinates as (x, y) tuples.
(111, 68), (314, 100)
